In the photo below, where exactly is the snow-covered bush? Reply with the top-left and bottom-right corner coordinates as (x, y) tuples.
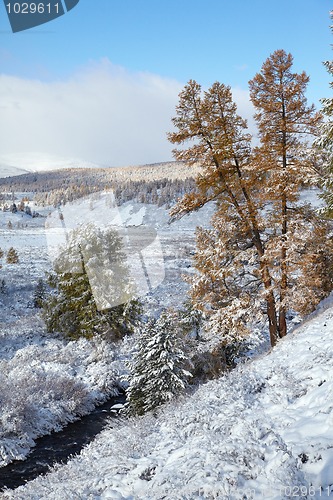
(0, 335), (121, 467)
(6, 247), (19, 264)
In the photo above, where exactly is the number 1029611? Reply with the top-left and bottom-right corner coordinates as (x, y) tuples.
(6, 2), (60, 14)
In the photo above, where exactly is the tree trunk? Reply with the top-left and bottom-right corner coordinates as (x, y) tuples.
(252, 230), (279, 347)
(279, 120), (288, 339)
(279, 308), (287, 338)
(267, 295), (279, 347)
(262, 266), (279, 347)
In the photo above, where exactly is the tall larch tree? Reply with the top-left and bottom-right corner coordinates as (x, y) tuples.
(169, 66), (333, 348)
(168, 80), (280, 346)
(249, 49), (323, 337)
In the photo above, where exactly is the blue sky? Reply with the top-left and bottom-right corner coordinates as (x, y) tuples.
(0, 0), (332, 167)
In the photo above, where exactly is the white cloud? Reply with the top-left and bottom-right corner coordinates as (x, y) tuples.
(231, 87), (257, 136)
(0, 60), (182, 167)
(0, 61), (255, 168)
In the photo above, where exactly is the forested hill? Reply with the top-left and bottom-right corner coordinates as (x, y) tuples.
(0, 161), (200, 192)
(0, 161), (200, 208)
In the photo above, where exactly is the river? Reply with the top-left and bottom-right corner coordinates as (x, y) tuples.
(0, 392), (126, 492)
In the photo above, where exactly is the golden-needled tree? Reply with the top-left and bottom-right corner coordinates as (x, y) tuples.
(169, 54), (333, 348)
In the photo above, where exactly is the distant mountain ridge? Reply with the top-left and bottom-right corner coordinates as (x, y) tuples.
(0, 159), (198, 213)
(0, 164), (30, 178)
(0, 153), (108, 178)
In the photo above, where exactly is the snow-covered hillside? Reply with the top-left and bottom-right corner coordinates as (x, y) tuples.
(0, 153), (107, 177)
(0, 165), (29, 178)
(2, 299), (333, 499)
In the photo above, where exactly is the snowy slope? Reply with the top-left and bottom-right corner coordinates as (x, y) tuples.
(0, 153), (107, 174)
(0, 165), (29, 178)
(3, 299), (333, 499)
(0, 217), (125, 470)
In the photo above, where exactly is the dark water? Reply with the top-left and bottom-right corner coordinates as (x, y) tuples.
(0, 392), (126, 492)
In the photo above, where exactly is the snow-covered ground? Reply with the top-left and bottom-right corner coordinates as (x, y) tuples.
(0, 195), (212, 470)
(0, 206), (126, 468)
(1, 187), (331, 498)
(2, 296), (333, 499)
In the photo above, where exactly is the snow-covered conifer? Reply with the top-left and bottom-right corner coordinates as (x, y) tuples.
(178, 299), (204, 339)
(43, 224), (140, 340)
(126, 309), (192, 416)
(33, 278), (47, 309)
(0, 278), (7, 294)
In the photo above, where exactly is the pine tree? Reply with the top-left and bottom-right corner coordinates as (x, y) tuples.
(6, 247), (19, 264)
(44, 253), (105, 339)
(33, 278), (47, 308)
(179, 299), (204, 339)
(0, 279), (7, 294)
(249, 49), (322, 337)
(43, 224), (140, 340)
(126, 310), (192, 416)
